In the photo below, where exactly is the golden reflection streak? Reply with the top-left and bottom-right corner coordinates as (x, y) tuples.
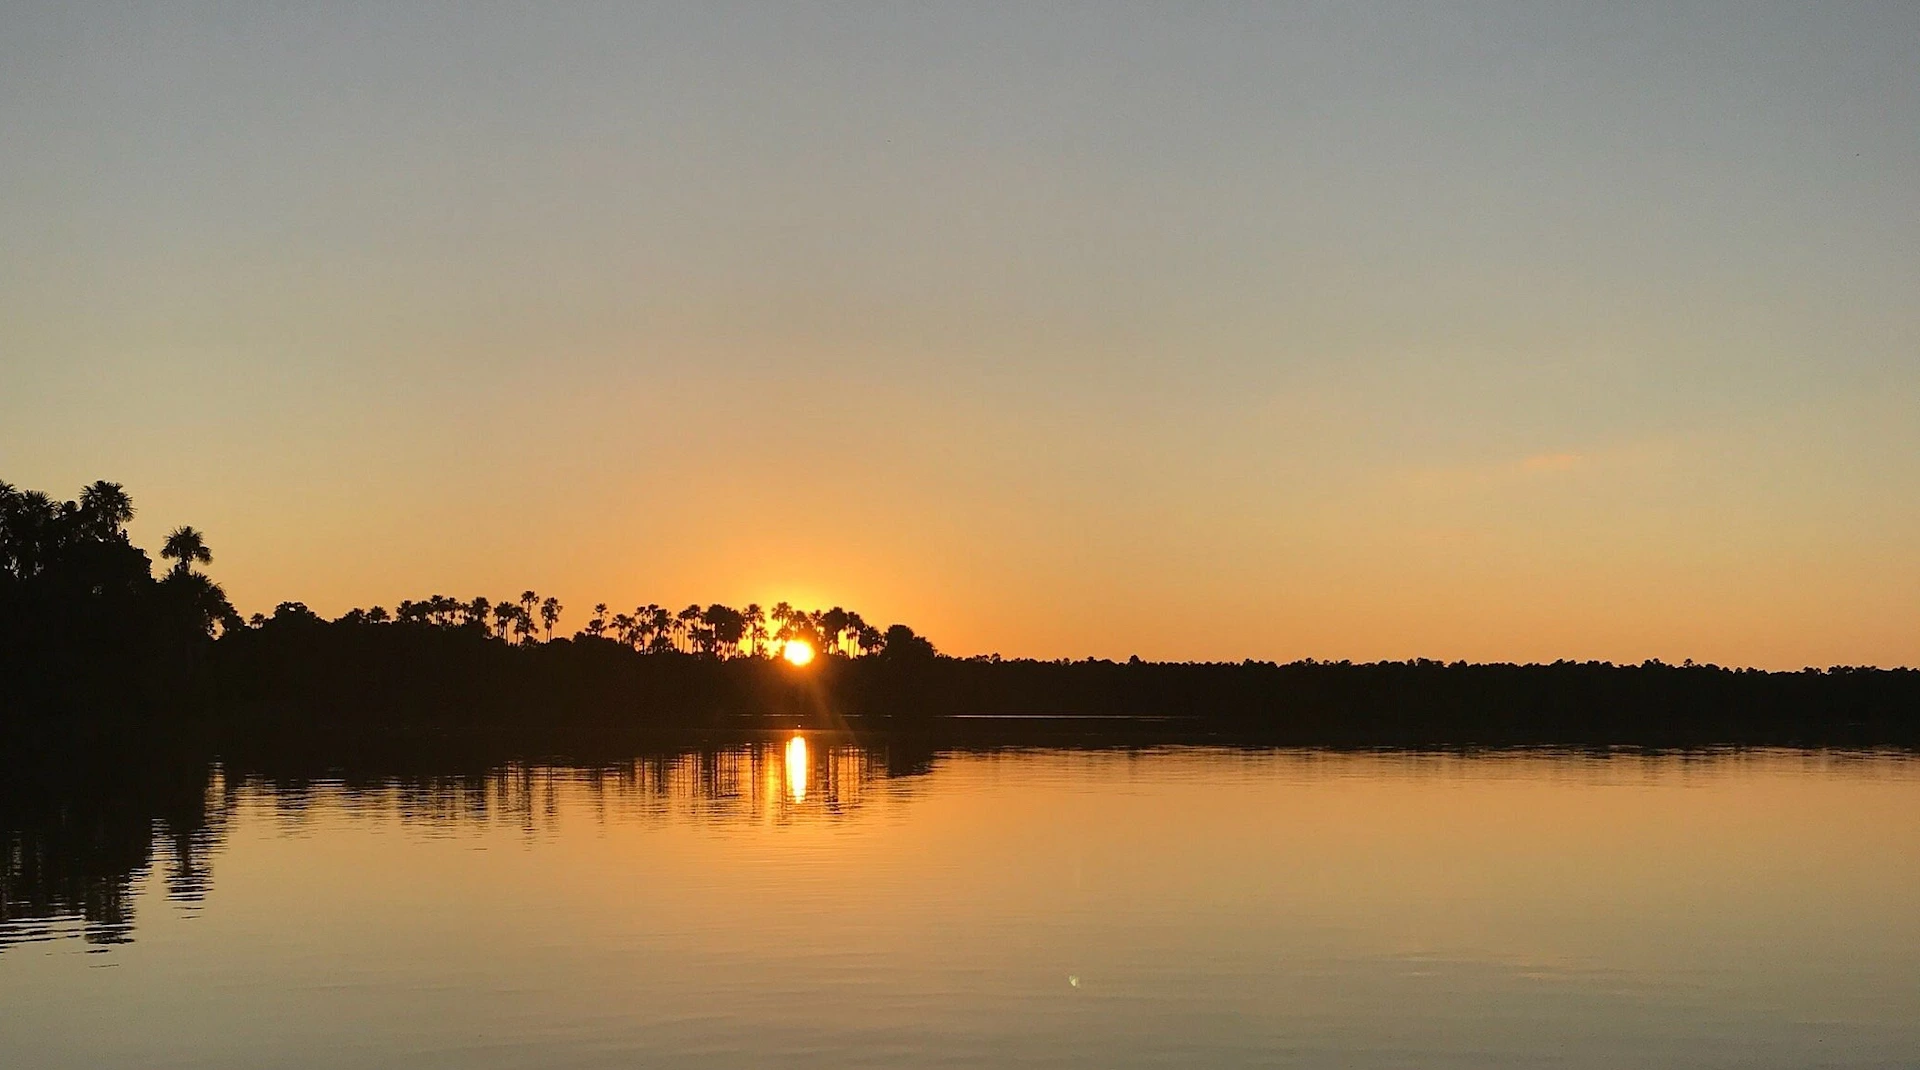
(785, 735), (808, 803)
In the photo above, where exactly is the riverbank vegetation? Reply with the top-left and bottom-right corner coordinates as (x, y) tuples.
(5, 477), (1917, 746)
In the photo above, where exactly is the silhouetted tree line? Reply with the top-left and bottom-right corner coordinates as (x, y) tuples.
(855, 655), (1920, 748)
(209, 615), (1920, 747)
(203, 572), (944, 729)
(207, 594), (941, 732)
(0, 478), (238, 709)
(300, 590), (929, 661)
(6, 476), (1918, 746)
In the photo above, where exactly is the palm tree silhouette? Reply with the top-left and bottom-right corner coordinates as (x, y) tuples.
(743, 603), (766, 657)
(219, 574), (908, 662)
(769, 603), (796, 649)
(0, 487), (60, 577)
(704, 604), (745, 658)
(667, 604), (694, 653)
(79, 480), (135, 539)
(646, 605), (674, 652)
(160, 526), (212, 576)
(819, 607), (847, 655)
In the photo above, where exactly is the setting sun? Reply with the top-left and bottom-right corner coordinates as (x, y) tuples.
(782, 639), (815, 666)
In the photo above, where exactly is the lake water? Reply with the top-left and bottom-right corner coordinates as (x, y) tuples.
(3, 740), (1918, 1068)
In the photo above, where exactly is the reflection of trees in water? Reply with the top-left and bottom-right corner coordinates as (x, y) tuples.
(0, 756), (225, 949)
(0, 737), (931, 949)
(241, 739), (912, 835)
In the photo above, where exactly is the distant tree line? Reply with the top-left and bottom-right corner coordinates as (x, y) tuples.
(250, 594), (935, 660)
(6, 476), (1916, 748)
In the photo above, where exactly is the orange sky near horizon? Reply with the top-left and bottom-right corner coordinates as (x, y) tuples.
(3, 4), (1917, 668)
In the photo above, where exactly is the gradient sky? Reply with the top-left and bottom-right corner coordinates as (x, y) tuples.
(3, 2), (1916, 666)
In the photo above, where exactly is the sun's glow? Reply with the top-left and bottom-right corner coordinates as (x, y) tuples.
(785, 735), (808, 802)
(782, 638), (815, 666)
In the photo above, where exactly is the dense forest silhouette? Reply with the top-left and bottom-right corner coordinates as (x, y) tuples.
(4, 477), (1919, 747)
(0, 478), (238, 708)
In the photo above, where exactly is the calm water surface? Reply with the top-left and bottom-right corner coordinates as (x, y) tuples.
(3, 741), (1917, 1068)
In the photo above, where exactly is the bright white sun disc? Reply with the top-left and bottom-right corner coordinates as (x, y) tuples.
(782, 639), (815, 666)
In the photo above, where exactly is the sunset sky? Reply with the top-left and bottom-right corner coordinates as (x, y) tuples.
(4, 2), (1916, 667)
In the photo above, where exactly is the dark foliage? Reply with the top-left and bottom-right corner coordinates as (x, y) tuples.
(6, 476), (1918, 748)
(207, 619), (1920, 747)
(0, 479), (238, 710)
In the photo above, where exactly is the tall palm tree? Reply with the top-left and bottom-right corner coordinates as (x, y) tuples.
(0, 483), (33, 577)
(743, 603), (765, 657)
(540, 596), (562, 641)
(160, 526), (212, 576)
(675, 604), (702, 654)
(820, 607), (850, 656)
(646, 605), (674, 652)
(705, 604), (745, 658)
(769, 602), (795, 648)
(79, 480), (135, 539)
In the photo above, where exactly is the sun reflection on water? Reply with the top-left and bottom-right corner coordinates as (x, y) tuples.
(785, 735), (808, 803)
